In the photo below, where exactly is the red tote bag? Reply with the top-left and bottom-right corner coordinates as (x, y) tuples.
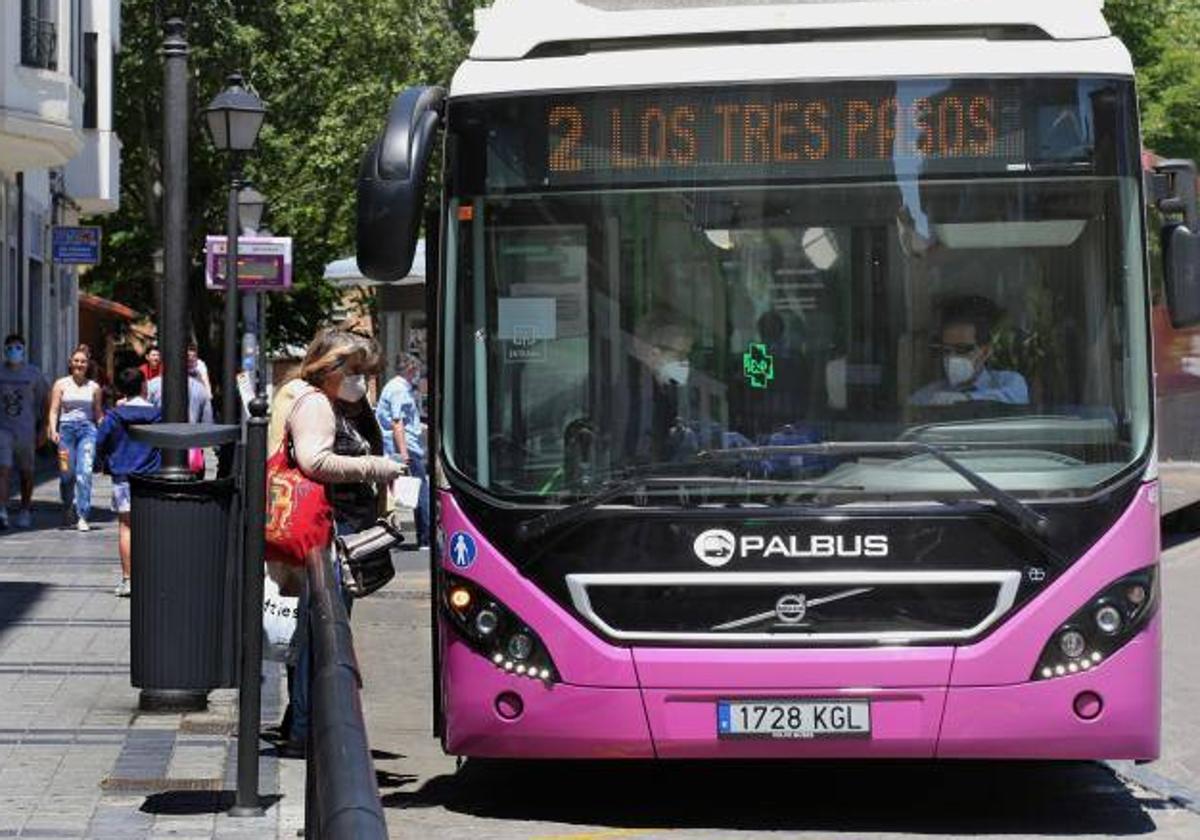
(264, 398), (334, 567)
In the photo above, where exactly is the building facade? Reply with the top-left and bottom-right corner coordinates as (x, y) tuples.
(0, 0), (121, 376)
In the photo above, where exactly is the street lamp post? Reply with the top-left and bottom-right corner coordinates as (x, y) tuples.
(203, 72), (266, 425)
(237, 187), (266, 395)
(203, 73), (267, 819)
(160, 19), (190, 468)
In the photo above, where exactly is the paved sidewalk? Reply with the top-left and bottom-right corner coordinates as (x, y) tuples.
(0, 472), (302, 838)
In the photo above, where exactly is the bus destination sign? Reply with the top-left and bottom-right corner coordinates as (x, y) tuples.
(529, 85), (1026, 187)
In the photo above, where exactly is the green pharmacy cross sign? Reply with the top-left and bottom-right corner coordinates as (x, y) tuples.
(743, 342), (775, 389)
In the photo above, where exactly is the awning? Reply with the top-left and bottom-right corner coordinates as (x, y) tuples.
(79, 292), (138, 321)
(324, 239), (426, 288)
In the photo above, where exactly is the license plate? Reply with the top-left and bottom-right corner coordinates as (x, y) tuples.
(717, 699), (871, 739)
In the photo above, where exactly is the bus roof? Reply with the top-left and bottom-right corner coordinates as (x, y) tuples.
(469, 0), (1113, 61)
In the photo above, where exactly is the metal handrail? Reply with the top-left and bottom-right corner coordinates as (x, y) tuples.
(20, 17), (57, 71)
(304, 553), (388, 839)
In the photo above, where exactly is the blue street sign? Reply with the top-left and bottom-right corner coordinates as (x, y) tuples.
(52, 226), (102, 265)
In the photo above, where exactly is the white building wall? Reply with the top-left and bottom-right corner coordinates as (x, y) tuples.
(0, 0), (120, 379)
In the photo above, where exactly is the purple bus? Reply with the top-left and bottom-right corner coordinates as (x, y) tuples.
(355, 0), (1200, 760)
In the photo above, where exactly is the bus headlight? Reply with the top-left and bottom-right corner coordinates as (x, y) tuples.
(1032, 566), (1158, 681)
(1058, 629), (1086, 660)
(1094, 604), (1123, 635)
(441, 573), (558, 683)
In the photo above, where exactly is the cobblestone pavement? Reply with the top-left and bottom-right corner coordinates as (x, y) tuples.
(0, 470), (299, 839)
(356, 538), (1200, 839)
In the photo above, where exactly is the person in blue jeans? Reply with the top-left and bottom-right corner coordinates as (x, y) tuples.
(375, 353), (428, 547)
(47, 348), (104, 531)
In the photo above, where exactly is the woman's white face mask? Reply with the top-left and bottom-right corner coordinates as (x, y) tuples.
(337, 374), (368, 402)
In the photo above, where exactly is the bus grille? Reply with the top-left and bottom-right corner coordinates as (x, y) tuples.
(565, 570), (1021, 645)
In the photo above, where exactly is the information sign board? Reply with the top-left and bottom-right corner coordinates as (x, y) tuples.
(52, 226), (102, 265)
(205, 236), (293, 291)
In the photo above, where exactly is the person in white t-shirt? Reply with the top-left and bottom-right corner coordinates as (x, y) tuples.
(47, 348), (104, 530)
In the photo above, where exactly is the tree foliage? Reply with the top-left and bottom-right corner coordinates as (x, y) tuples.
(86, 0), (477, 367)
(1106, 0), (1200, 161)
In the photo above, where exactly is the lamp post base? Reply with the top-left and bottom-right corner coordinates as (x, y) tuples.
(228, 803), (265, 818)
(138, 689), (208, 713)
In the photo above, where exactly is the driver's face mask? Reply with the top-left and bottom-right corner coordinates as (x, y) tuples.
(943, 353), (977, 387)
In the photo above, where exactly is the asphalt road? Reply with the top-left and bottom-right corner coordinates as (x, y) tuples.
(357, 536), (1200, 839)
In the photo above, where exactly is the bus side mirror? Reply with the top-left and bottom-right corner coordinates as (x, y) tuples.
(356, 86), (446, 282)
(1149, 159), (1200, 328)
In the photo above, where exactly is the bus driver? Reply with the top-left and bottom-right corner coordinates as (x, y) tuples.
(909, 295), (1029, 407)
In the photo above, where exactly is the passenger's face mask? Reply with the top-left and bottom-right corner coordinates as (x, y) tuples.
(338, 374), (368, 402)
(943, 354), (977, 387)
(656, 359), (691, 386)
(4, 344), (24, 364)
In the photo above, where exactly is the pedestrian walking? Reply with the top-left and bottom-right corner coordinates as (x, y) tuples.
(376, 352), (429, 547)
(272, 329), (405, 756)
(139, 344), (162, 383)
(187, 341), (212, 396)
(0, 334), (50, 530)
(47, 349), (104, 531)
(95, 368), (162, 597)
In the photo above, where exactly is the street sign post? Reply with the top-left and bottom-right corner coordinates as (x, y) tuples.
(52, 226), (102, 265)
(205, 236), (293, 291)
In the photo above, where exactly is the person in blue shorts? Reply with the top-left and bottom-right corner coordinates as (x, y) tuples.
(95, 368), (161, 597)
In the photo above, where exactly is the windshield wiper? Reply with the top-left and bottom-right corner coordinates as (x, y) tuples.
(698, 441), (1050, 540)
(515, 472), (859, 543)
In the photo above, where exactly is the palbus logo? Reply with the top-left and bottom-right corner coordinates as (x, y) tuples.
(693, 529), (889, 565)
(693, 529), (738, 567)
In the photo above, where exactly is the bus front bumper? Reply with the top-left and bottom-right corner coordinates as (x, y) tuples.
(440, 613), (1160, 760)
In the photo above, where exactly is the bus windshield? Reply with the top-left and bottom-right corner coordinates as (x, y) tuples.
(443, 76), (1150, 502)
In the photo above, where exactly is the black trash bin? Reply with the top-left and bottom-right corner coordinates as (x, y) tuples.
(128, 424), (241, 705)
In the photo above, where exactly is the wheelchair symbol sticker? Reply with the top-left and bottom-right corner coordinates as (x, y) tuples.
(448, 531), (477, 569)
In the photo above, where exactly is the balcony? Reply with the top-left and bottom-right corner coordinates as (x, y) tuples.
(64, 129), (122, 215)
(0, 24), (83, 172)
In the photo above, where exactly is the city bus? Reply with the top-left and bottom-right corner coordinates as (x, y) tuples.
(355, 0), (1200, 760)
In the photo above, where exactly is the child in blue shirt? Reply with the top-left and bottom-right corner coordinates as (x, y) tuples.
(95, 368), (162, 597)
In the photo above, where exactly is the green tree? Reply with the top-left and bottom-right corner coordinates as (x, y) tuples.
(86, 0), (476, 382)
(1106, 0), (1200, 161)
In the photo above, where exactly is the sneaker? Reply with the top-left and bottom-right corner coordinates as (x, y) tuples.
(114, 578), (130, 598)
(14, 509), (31, 529)
(76, 518), (91, 532)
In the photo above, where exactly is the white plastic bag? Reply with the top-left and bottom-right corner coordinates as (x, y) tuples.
(262, 573), (303, 663)
(391, 475), (422, 509)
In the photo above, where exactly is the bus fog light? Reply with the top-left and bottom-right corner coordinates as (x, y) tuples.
(495, 691), (523, 721)
(507, 633), (533, 661)
(1095, 605), (1122, 635)
(1073, 691), (1103, 721)
(1059, 630), (1086, 659)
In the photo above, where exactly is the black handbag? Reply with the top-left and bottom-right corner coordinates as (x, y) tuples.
(335, 510), (407, 598)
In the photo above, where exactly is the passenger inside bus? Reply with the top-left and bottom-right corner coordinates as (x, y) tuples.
(612, 308), (698, 464)
(908, 295), (1030, 407)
